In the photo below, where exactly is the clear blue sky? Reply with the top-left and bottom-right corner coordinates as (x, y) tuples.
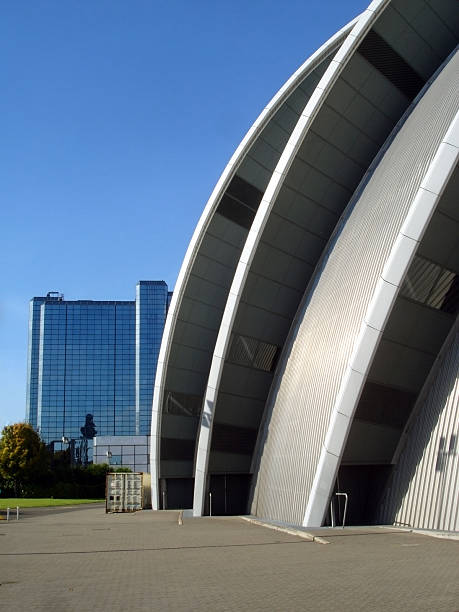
(0, 0), (368, 431)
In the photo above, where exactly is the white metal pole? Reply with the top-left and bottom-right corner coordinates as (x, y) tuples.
(342, 494), (348, 528)
(6, 507), (10, 521)
(16, 506), (19, 520)
(209, 491), (212, 517)
(335, 493), (348, 528)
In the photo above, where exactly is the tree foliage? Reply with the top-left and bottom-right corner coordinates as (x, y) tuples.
(0, 423), (50, 496)
(0, 423), (133, 498)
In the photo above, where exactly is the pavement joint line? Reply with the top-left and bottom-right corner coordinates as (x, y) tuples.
(239, 516), (330, 544)
(0, 538), (311, 557)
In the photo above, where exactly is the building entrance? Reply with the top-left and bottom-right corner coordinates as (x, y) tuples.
(205, 474), (252, 516)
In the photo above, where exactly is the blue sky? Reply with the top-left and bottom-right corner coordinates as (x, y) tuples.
(0, 0), (368, 430)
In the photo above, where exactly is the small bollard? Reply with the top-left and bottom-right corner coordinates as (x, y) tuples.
(16, 506), (19, 520)
(209, 492), (212, 517)
(6, 507), (10, 521)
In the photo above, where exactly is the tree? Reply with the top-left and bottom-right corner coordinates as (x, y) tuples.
(0, 423), (49, 496)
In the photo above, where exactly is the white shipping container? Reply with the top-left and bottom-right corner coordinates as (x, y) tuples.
(106, 472), (144, 513)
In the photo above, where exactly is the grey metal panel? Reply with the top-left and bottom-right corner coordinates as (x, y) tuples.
(161, 414), (198, 440)
(378, 321), (459, 531)
(209, 453), (252, 473)
(342, 420), (401, 464)
(252, 52), (459, 526)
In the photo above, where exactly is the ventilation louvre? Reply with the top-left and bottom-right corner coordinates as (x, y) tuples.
(216, 175), (263, 229)
(358, 29), (425, 100)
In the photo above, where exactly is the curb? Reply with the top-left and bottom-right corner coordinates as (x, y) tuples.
(239, 516), (330, 544)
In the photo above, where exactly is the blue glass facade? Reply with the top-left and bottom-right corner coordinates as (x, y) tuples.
(26, 282), (170, 446)
(135, 281), (171, 435)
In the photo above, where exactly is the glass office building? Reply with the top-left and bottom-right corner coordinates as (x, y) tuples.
(26, 281), (171, 448)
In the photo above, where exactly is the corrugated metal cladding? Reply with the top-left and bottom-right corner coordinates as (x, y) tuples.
(251, 52), (459, 526)
(378, 323), (459, 532)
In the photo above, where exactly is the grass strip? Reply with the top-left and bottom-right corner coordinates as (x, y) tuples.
(0, 498), (104, 509)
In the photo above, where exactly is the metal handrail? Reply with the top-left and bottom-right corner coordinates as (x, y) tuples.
(6, 507), (19, 521)
(330, 493), (348, 528)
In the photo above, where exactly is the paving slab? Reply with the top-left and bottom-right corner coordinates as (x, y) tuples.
(0, 505), (458, 612)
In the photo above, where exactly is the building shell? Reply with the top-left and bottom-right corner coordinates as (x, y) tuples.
(151, 0), (459, 530)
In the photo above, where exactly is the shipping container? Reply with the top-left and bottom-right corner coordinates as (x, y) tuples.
(106, 472), (145, 513)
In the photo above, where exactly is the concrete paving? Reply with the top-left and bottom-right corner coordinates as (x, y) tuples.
(0, 504), (458, 611)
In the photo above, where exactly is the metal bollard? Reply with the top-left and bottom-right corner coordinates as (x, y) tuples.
(6, 507), (10, 521)
(209, 492), (212, 517)
(16, 506), (19, 520)
(330, 499), (335, 527)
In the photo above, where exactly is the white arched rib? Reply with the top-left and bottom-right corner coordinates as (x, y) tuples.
(192, 0), (389, 517)
(149, 17), (357, 510)
(303, 110), (459, 527)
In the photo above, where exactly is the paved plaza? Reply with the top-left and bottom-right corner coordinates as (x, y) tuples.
(0, 504), (458, 611)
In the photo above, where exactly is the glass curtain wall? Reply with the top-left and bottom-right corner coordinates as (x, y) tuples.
(26, 281), (171, 450)
(136, 281), (170, 435)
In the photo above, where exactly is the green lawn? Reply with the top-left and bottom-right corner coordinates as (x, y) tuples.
(0, 498), (104, 509)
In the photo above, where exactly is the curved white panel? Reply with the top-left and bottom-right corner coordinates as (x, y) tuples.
(149, 17), (357, 509)
(303, 108), (459, 527)
(193, 1), (388, 516)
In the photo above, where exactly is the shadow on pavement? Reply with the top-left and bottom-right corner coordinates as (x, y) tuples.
(0, 503), (104, 520)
